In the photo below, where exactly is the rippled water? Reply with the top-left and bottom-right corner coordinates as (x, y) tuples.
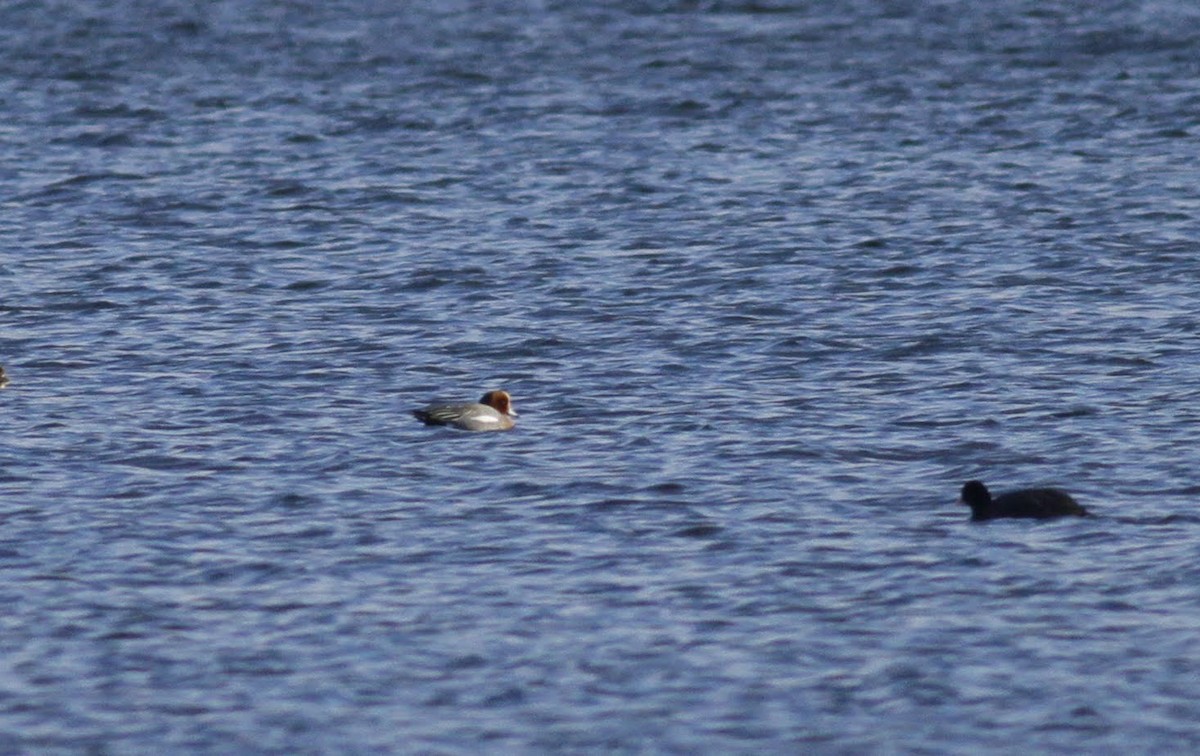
(3, 0), (1200, 752)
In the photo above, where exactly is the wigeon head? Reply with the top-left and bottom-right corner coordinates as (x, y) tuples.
(480, 390), (516, 416)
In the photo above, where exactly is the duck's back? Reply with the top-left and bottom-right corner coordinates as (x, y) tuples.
(412, 403), (514, 431)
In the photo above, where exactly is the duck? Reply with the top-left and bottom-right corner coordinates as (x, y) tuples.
(960, 480), (1089, 521)
(0, 366), (8, 388)
(412, 390), (517, 432)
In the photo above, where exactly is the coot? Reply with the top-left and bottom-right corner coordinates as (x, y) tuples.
(960, 480), (1089, 521)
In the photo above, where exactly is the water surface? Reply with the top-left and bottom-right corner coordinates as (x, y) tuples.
(2, 1), (1200, 752)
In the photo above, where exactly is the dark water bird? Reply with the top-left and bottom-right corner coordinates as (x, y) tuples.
(0, 366), (8, 388)
(960, 480), (1089, 521)
(413, 390), (517, 431)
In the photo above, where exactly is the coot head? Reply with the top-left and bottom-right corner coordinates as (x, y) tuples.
(960, 480), (991, 509)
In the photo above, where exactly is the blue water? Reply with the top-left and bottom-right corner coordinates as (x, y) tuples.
(3, 0), (1200, 751)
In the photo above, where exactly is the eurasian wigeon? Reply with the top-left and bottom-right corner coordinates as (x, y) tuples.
(959, 480), (1089, 521)
(413, 390), (517, 432)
